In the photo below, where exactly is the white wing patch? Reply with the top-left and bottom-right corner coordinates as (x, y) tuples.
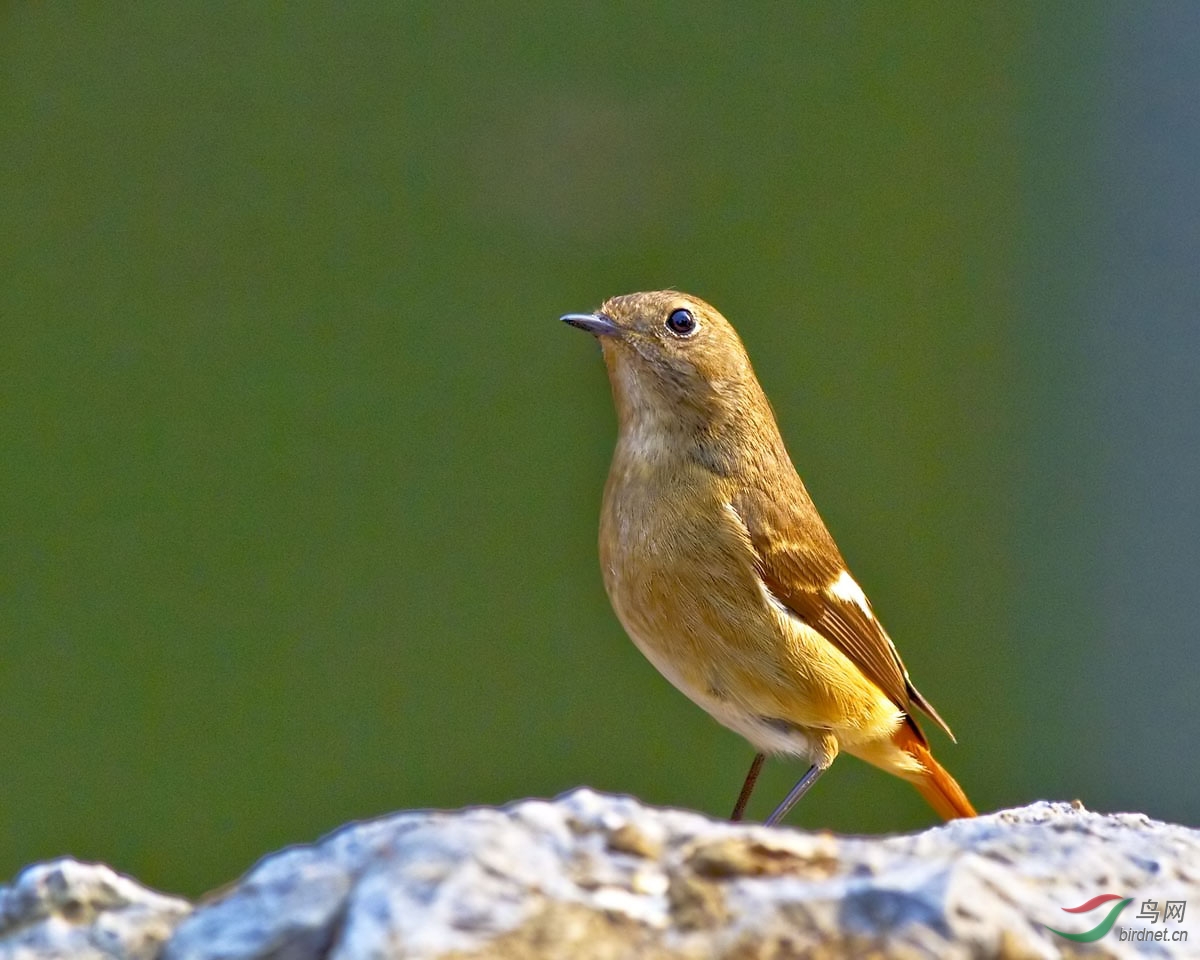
(828, 570), (873, 618)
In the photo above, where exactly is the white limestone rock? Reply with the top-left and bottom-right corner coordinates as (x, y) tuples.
(4, 793), (1198, 959)
(0, 859), (190, 960)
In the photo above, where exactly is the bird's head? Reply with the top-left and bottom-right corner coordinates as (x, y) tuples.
(562, 291), (768, 436)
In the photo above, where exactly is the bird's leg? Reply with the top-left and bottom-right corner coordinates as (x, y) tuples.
(764, 764), (824, 825)
(729, 752), (765, 821)
(764, 734), (838, 826)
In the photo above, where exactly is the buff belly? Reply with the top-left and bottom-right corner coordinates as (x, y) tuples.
(605, 557), (905, 763)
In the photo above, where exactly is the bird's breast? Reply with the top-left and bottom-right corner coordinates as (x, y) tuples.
(596, 445), (903, 756)
(598, 454), (781, 708)
(599, 455), (759, 641)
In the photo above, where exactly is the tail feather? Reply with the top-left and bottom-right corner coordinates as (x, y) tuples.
(892, 723), (976, 820)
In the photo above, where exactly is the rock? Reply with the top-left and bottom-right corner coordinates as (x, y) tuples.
(3, 792), (1198, 959)
(0, 859), (190, 960)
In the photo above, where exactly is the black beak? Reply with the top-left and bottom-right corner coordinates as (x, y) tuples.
(561, 312), (620, 337)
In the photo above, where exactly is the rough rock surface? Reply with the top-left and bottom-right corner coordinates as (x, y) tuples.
(2, 792), (1197, 959)
(0, 859), (190, 960)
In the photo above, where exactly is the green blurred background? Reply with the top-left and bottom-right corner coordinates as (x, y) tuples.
(4, 4), (1198, 896)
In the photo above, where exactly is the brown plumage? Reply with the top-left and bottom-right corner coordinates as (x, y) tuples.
(563, 290), (975, 824)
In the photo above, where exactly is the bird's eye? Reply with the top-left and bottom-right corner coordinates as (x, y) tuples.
(665, 308), (697, 336)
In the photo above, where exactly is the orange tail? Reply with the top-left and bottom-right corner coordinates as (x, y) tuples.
(892, 724), (976, 820)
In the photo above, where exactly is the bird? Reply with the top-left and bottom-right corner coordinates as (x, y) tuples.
(562, 290), (975, 825)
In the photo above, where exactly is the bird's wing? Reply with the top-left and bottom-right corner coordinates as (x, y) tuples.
(731, 491), (954, 744)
